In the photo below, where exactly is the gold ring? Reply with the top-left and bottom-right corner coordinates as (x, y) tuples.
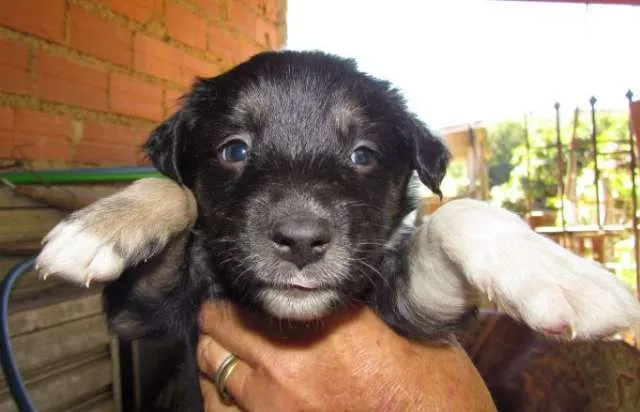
(214, 353), (239, 404)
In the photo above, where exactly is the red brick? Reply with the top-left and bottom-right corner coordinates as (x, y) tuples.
(164, 89), (184, 115)
(255, 17), (278, 48)
(74, 141), (140, 164)
(238, 0), (283, 22)
(0, 107), (15, 130)
(228, 2), (257, 36)
(209, 26), (263, 65)
(0, 39), (30, 95)
(166, 3), (207, 50)
(0, 65), (30, 95)
(239, 41), (263, 63)
(109, 74), (163, 121)
(74, 119), (151, 164)
(15, 109), (70, 138)
(0, 133), (12, 158)
(191, 0), (225, 16)
(181, 53), (217, 86)
(83, 120), (150, 146)
(0, 107), (72, 161)
(255, 0), (284, 22)
(1, 109), (71, 160)
(133, 34), (182, 83)
(70, 6), (133, 67)
(35, 52), (109, 111)
(208, 25), (241, 65)
(1, 131), (72, 161)
(0, 40), (29, 70)
(0, 0), (65, 44)
(208, 25), (265, 66)
(104, 0), (163, 23)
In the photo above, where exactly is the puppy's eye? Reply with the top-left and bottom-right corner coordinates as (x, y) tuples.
(220, 140), (249, 163)
(350, 147), (379, 170)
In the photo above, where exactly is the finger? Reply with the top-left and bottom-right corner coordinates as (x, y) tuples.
(197, 335), (253, 409)
(199, 377), (240, 412)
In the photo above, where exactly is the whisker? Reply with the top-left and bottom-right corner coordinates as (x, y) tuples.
(355, 260), (392, 290)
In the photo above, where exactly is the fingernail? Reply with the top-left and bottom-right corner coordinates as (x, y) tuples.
(197, 335), (214, 366)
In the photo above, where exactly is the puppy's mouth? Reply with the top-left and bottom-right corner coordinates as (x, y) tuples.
(281, 278), (322, 290)
(257, 279), (340, 321)
(270, 280), (325, 298)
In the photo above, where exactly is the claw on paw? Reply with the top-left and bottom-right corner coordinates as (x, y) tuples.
(542, 322), (576, 341)
(85, 274), (92, 288)
(559, 324), (577, 341)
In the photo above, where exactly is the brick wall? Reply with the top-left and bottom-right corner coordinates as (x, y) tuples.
(0, 0), (286, 166)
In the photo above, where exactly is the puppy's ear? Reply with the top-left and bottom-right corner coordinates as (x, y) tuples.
(143, 111), (186, 185)
(405, 117), (451, 198)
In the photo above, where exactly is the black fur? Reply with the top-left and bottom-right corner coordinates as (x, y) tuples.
(103, 50), (457, 410)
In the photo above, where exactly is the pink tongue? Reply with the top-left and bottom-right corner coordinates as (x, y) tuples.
(289, 278), (320, 290)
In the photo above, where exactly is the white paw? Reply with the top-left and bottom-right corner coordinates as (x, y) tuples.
(36, 221), (125, 287)
(35, 177), (197, 288)
(427, 199), (640, 340)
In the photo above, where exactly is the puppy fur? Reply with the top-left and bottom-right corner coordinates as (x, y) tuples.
(36, 50), (640, 411)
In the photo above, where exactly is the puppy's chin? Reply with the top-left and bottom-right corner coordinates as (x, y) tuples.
(257, 287), (341, 321)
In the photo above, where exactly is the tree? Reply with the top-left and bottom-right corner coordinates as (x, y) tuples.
(487, 111), (634, 218)
(487, 120), (526, 188)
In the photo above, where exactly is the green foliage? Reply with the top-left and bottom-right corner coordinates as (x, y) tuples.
(487, 111), (636, 222)
(487, 121), (526, 187)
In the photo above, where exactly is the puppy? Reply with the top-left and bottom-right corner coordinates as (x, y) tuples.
(36, 51), (640, 410)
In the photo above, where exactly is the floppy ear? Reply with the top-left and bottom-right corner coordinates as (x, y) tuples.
(405, 117), (451, 198)
(143, 111), (186, 185)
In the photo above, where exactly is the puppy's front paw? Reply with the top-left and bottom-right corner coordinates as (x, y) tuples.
(430, 199), (640, 340)
(36, 220), (126, 287)
(36, 178), (197, 287)
(489, 250), (640, 340)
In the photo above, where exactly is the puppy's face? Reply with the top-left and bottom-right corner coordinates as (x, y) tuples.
(146, 51), (449, 321)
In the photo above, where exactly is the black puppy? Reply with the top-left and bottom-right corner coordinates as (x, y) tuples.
(45, 51), (452, 410)
(36, 50), (640, 410)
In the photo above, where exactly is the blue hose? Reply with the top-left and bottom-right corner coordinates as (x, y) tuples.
(0, 256), (37, 412)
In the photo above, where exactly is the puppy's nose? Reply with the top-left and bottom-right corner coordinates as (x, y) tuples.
(271, 218), (332, 268)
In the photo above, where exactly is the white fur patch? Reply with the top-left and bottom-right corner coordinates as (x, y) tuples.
(36, 221), (125, 287)
(407, 198), (640, 340)
(258, 288), (339, 321)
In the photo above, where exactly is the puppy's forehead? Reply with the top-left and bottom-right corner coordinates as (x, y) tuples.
(232, 74), (366, 149)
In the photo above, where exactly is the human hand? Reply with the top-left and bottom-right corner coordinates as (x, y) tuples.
(197, 302), (496, 412)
